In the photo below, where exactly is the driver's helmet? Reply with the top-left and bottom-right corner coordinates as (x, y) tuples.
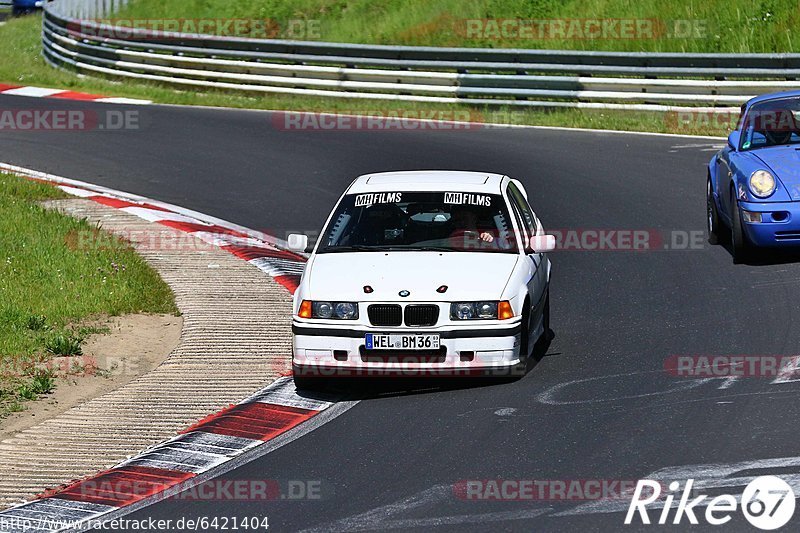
(752, 104), (800, 146)
(357, 203), (406, 244)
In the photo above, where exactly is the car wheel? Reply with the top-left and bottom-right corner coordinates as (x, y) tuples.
(512, 301), (531, 378)
(293, 374), (323, 391)
(730, 191), (752, 264)
(707, 179), (725, 245)
(540, 289), (552, 343)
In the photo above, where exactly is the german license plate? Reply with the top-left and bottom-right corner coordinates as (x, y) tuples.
(365, 334), (440, 350)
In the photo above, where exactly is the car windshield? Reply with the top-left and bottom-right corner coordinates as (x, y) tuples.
(741, 97), (800, 151)
(317, 191), (519, 253)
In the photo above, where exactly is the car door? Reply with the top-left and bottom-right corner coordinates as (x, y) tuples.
(506, 182), (546, 321)
(717, 104), (748, 221)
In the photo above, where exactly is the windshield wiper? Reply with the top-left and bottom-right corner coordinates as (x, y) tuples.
(320, 245), (381, 253)
(321, 245), (454, 253)
(394, 246), (454, 252)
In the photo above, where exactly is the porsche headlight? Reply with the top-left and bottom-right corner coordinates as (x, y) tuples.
(750, 170), (777, 198)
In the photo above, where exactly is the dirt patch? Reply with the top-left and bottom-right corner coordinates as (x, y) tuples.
(0, 314), (181, 441)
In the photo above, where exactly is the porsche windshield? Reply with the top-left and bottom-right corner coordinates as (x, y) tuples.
(741, 97), (800, 151)
(318, 192), (519, 253)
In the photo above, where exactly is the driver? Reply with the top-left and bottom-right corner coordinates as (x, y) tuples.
(353, 203), (406, 245)
(449, 206), (494, 249)
(756, 107), (799, 146)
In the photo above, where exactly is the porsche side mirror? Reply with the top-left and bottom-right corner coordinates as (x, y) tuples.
(530, 234), (556, 253)
(287, 233), (309, 252)
(727, 131), (741, 151)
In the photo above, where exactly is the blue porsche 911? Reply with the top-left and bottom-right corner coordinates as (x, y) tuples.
(708, 90), (800, 262)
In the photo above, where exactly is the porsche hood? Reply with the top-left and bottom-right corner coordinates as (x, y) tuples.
(306, 252), (519, 301)
(751, 146), (800, 200)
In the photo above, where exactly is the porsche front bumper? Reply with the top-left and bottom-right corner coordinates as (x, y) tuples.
(740, 200), (800, 247)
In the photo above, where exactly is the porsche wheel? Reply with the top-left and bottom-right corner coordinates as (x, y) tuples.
(707, 179), (725, 245)
(731, 192), (752, 264)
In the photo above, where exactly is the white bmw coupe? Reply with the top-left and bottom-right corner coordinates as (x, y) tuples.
(289, 171), (555, 384)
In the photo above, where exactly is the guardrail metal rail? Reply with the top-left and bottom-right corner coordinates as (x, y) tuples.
(41, 0), (800, 112)
(0, 0), (12, 22)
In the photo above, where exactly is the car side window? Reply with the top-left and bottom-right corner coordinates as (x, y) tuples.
(507, 183), (539, 246)
(506, 185), (535, 253)
(507, 195), (530, 252)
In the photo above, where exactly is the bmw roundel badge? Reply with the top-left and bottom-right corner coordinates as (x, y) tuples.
(399, 290), (410, 297)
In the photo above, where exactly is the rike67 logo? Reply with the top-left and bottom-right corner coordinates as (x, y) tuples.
(626, 476), (795, 530)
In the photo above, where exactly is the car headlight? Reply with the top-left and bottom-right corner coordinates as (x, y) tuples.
(450, 301), (513, 320)
(750, 170), (777, 198)
(313, 301), (334, 318)
(298, 300), (359, 319)
(334, 302), (358, 320)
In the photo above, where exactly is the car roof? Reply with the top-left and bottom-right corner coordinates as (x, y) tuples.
(746, 89), (800, 108)
(346, 171), (507, 194)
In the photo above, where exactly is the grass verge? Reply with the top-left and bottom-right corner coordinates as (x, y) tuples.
(0, 173), (178, 418)
(114, 0), (798, 53)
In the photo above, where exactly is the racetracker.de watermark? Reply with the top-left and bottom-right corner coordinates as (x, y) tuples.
(667, 108), (800, 133)
(64, 227), (306, 254)
(68, 18), (321, 40)
(0, 109), (140, 131)
(664, 354), (800, 378)
(550, 229), (705, 251)
(293, 364), (528, 378)
(282, 228), (706, 253)
(51, 479), (323, 503)
(271, 110), (485, 131)
(666, 110), (740, 132)
(65, 228), (219, 253)
(459, 18), (707, 40)
(453, 479), (648, 501)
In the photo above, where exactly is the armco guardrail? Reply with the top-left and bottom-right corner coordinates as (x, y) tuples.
(41, 0), (800, 112)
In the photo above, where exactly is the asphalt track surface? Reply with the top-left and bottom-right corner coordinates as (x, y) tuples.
(4, 95), (800, 532)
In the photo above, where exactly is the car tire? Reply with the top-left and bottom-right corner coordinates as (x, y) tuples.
(519, 301), (531, 359)
(540, 289), (552, 343)
(707, 179), (725, 245)
(510, 301), (531, 379)
(293, 374), (323, 391)
(731, 192), (752, 264)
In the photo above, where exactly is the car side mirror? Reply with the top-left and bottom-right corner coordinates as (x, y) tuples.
(727, 131), (740, 151)
(287, 233), (309, 252)
(530, 234), (556, 253)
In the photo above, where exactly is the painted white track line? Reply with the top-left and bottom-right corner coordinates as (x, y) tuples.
(0, 83), (151, 105)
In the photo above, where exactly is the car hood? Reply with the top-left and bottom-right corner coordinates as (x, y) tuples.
(750, 146), (800, 200)
(306, 252), (519, 301)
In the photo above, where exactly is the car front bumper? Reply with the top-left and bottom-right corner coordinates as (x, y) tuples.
(740, 200), (800, 247)
(292, 320), (523, 377)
